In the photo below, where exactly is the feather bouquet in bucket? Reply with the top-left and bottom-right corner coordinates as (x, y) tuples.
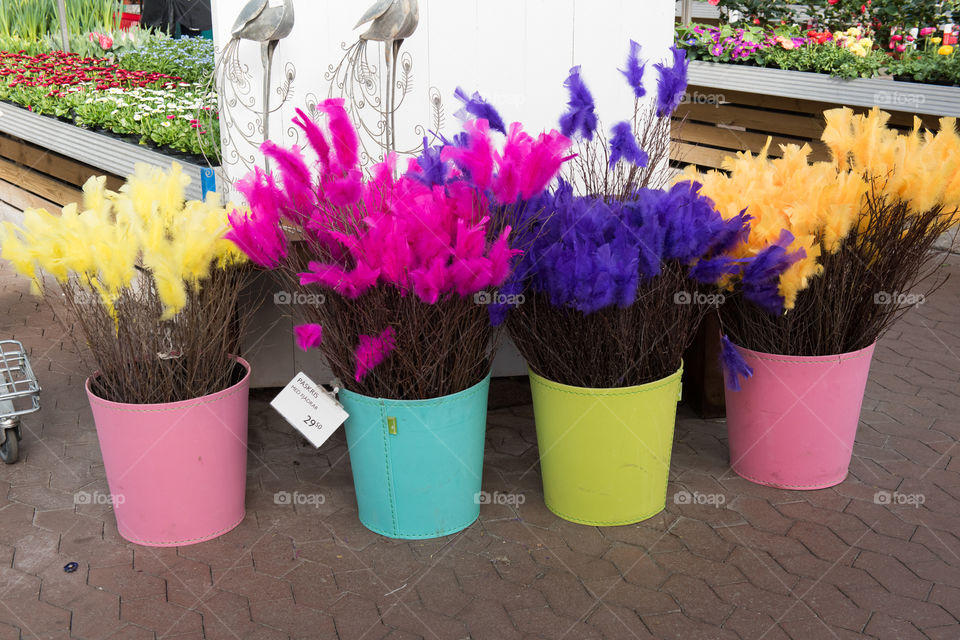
(0, 164), (251, 404)
(681, 110), (960, 489)
(0, 165), (257, 546)
(473, 43), (800, 526)
(225, 97), (570, 538)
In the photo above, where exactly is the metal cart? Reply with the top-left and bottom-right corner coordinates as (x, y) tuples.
(0, 340), (41, 464)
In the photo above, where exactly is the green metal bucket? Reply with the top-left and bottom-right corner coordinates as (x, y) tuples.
(529, 367), (683, 526)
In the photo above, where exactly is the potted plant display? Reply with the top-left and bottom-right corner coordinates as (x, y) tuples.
(685, 108), (960, 489)
(225, 98), (570, 539)
(486, 44), (782, 525)
(0, 164), (255, 546)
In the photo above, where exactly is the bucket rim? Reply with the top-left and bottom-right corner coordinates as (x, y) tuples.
(528, 363), (683, 396)
(730, 342), (877, 365)
(338, 371), (492, 407)
(85, 356), (251, 411)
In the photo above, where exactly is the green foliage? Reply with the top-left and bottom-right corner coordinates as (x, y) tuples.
(708, 0), (802, 26)
(676, 23), (774, 63)
(809, 0), (959, 38)
(755, 39), (889, 78)
(806, 0), (960, 54)
(678, 12), (960, 86)
(712, 1), (960, 46)
(0, 0), (119, 40)
(888, 46), (960, 85)
(116, 37), (215, 84)
(0, 49), (219, 158)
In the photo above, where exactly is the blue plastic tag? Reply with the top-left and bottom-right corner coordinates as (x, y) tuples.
(200, 167), (216, 200)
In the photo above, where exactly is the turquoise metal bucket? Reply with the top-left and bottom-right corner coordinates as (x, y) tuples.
(339, 374), (491, 539)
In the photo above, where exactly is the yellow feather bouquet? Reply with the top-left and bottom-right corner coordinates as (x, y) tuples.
(682, 107), (960, 357)
(0, 164), (253, 404)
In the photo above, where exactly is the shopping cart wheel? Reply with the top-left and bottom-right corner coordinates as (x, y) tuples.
(0, 421), (20, 464)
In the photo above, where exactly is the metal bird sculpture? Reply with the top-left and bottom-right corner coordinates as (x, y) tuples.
(354, 0), (419, 154)
(325, 0), (420, 162)
(231, 0), (295, 154)
(205, 0), (296, 174)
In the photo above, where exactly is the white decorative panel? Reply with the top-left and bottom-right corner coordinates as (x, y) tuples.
(212, 0), (677, 384)
(211, 0), (676, 186)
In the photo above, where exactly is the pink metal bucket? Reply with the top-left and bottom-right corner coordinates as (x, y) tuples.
(85, 358), (251, 546)
(724, 343), (875, 490)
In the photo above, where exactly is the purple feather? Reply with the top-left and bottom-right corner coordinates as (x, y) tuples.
(408, 138), (449, 187)
(558, 66), (598, 141)
(720, 334), (753, 392)
(689, 255), (741, 283)
(608, 121), (649, 168)
(454, 87), (507, 134)
(620, 40), (647, 99)
(654, 46), (689, 117)
(741, 230), (806, 315)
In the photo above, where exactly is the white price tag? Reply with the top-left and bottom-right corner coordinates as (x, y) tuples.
(271, 372), (348, 448)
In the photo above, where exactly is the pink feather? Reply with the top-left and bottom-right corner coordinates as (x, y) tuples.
(354, 327), (397, 382)
(294, 324), (324, 351)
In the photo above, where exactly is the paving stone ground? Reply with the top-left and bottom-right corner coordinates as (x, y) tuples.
(1, 251), (959, 640)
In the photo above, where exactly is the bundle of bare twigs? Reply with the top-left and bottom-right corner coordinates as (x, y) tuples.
(55, 265), (253, 404)
(722, 195), (956, 356)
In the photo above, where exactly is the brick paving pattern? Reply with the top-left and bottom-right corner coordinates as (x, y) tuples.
(1, 252), (959, 639)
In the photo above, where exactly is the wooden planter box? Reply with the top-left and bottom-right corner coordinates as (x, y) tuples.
(0, 102), (215, 206)
(672, 61), (960, 171)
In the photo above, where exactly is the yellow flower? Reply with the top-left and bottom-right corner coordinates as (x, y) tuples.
(931, 37), (942, 45)
(849, 44), (866, 57)
(938, 45), (954, 55)
(676, 107), (960, 312)
(0, 163), (247, 328)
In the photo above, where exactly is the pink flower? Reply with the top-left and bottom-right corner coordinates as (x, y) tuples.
(707, 0), (719, 4)
(896, 44), (906, 52)
(167, 114), (175, 119)
(920, 27), (936, 36)
(98, 34), (113, 50)
(354, 327), (397, 382)
(891, 35), (903, 42)
(294, 324), (324, 351)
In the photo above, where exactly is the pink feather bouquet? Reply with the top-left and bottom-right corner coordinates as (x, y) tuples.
(226, 98), (570, 399)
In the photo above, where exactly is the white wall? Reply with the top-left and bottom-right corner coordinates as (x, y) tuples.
(211, 0), (677, 386)
(211, 0), (676, 184)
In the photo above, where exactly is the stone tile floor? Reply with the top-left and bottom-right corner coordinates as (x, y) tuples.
(1, 253), (959, 640)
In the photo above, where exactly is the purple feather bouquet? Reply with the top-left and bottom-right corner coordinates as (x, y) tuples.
(484, 44), (778, 388)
